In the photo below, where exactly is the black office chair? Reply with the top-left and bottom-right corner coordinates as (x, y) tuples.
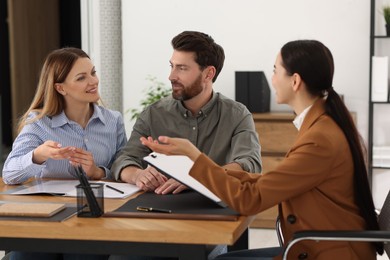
(279, 190), (390, 260)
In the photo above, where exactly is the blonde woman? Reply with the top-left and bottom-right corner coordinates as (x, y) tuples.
(3, 47), (126, 185)
(3, 47), (126, 260)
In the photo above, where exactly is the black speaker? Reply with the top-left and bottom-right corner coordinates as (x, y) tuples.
(235, 71), (270, 113)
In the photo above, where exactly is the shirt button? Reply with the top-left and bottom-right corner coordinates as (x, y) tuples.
(84, 138), (88, 142)
(192, 127), (196, 130)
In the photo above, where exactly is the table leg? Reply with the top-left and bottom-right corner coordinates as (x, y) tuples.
(176, 244), (209, 260)
(228, 228), (248, 252)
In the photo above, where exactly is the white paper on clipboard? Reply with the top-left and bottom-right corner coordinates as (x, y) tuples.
(143, 152), (226, 207)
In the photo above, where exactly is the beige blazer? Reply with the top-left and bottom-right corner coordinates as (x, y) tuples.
(190, 99), (376, 260)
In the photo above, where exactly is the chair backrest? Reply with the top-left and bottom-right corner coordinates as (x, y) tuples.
(378, 189), (390, 256)
(276, 215), (284, 246)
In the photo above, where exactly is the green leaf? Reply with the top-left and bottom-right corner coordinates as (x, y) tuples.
(383, 5), (390, 24)
(127, 75), (171, 121)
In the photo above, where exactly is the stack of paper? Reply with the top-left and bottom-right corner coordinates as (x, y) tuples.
(371, 56), (389, 102)
(373, 146), (390, 167)
(2, 180), (140, 199)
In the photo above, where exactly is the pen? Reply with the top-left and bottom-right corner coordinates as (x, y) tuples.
(136, 206), (172, 213)
(106, 185), (125, 194)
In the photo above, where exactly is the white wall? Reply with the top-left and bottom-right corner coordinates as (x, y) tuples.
(118, 0), (390, 208)
(81, 0), (123, 112)
(122, 0), (372, 142)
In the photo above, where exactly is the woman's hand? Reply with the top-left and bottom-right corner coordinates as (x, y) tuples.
(140, 136), (201, 161)
(32, 141), (76, 164)
(69, 148), (104, 179)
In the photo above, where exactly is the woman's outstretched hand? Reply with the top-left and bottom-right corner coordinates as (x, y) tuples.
(140, 136), (201, 161)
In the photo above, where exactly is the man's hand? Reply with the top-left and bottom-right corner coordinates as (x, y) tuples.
(155, 178), (188, 194)
(133, 166), (168, 191)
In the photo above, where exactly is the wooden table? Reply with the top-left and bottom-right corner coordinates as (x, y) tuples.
(0, 179), (255, 259)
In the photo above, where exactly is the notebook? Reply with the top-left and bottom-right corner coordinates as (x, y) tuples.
(0, 203), (66, 217)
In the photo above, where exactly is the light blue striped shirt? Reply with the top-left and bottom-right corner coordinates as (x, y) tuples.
(2, 104), (127, 184)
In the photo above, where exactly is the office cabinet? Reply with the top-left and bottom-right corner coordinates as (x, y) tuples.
(368, 0), (390, 208)
(251, 112), (297, 228)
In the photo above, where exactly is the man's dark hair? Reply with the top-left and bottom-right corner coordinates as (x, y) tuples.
(171, 31), (225, 82)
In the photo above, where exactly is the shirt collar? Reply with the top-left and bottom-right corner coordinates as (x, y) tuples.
(293, 105), (312, 130)
(51, 104), (105, 128)
(178, 91), (218, 118)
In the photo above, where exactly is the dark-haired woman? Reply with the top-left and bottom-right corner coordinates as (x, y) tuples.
(141, 40), (383, 260)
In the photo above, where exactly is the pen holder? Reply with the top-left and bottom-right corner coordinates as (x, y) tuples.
(76, 183), (104, 218)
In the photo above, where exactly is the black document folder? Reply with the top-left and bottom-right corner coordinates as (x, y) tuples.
(104, 190), (240, 221)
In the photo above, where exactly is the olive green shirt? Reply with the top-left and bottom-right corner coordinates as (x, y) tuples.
(112, 92), (262, 180)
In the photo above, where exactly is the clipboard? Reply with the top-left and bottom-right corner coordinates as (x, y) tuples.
(143, 152), (227, 207)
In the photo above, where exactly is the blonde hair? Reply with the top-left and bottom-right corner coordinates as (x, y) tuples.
(17, 47), (93, 133)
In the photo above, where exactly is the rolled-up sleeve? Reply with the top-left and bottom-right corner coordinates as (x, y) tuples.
(230, 112), (262, 173)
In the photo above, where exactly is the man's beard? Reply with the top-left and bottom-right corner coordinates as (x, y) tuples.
(171, 74), (203, 101)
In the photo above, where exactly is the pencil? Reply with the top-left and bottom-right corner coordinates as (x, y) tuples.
(106, 185), (125, 194)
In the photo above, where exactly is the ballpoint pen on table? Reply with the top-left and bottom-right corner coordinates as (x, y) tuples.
(136, 206), (172, 214)
(106, 184), (125, 194)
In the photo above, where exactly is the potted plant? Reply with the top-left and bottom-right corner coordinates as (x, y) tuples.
(127, 75), (171, 121)
(383, 5), (390, 36)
